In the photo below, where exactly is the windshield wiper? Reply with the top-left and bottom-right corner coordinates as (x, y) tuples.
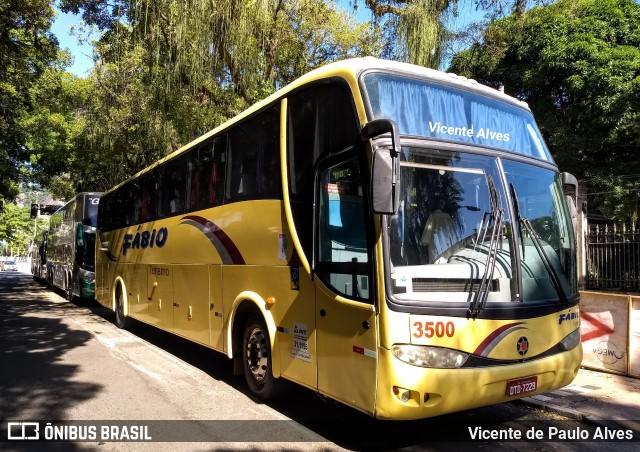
(510, 183), (568, 306)
(468, 174), (503, 318)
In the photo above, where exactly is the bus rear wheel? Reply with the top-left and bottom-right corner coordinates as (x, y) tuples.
(66, 275), (75, 302)
(242, 313), (284, 400)
(115, 287), (128, 329)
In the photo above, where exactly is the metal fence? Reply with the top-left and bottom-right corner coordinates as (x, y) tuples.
(586, 223), (640, 292)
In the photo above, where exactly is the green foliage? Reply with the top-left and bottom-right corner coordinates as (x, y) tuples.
(20, 67), (90, 192)
(364, 0), (455, 68)
(449, 0), (640, 221)
(360, 0), (540, 68)
(0, 203), (36, 255)
(0, 0), (59, 203)
(57, 0), (382, 191)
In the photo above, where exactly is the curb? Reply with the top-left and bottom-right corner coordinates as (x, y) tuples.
(517, 397), (582, 420)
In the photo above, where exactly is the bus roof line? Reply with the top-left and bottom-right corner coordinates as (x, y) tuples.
(105, 58), (529, 195)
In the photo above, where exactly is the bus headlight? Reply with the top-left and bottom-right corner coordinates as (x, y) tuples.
(560, 328), (581, 351)
(392, 344), (469, 368)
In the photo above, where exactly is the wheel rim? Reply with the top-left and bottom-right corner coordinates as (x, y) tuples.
(245, 326), (268, 382)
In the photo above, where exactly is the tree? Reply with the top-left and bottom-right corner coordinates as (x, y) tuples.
(449, 0), (640, 221)
(357, 0), (547, 68)
(56, 0), (382, 191)
(20, 62), (91, 198)
(0, 202), (37, 256)
(0, 0), (59, 203)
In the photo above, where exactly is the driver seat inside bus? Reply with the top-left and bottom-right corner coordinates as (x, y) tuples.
(421, 210), (459, 264)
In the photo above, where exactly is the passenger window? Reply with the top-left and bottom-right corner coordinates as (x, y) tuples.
(159, 155), (188, 218)
(187, 135), (227, 211)
(140, 170), (158, 223)
(207, 135), (227, 207)
(227, 105), (281, 201)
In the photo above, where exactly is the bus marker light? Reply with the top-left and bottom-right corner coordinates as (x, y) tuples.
(266, 297), (276, 309)
(393, 386), (412, 403)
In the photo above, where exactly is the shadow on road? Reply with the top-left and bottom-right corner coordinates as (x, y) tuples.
(0, 273), (103, 451)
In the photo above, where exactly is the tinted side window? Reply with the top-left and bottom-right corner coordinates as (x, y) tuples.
(186, 134), (227, 212)
(140, 170), (158, 223)
(227, 105), (281, 201)
(287, 83), (360, 259)
(158, 155), (188, 218)
(123, 181), (141, 226)
(97, 194), (110, 230)
(99, 189), (128, 231)
(84, 195), (100, 227)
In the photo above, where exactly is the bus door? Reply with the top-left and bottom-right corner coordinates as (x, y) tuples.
(314, 155), (378, 415)
(173, 264), (210, 346)
(123, 264), (148, 318)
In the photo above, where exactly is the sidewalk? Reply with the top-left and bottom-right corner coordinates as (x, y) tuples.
(520, 367), (640, 433)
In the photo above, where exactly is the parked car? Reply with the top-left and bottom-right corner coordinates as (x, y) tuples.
(4, 260), (18, 271)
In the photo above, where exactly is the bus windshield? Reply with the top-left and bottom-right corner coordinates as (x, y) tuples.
(363, 73), (553, 162)
(386, 148), (577, 306)
(84, 195), (100, 227)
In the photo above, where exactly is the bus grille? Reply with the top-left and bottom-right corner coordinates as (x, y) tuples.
(411, 278), (499, 293)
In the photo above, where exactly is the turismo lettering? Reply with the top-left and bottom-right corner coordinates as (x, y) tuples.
(428, 121), (510, 142)
(123, 227), (168, 256)
(150, 266), (170, 276)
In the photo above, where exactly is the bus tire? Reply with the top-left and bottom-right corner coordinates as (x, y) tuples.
(242, 312), (284, 400)
(66, 275), (75, 302)
(46, 269), (53, 290)
(115, 286), (129, 329)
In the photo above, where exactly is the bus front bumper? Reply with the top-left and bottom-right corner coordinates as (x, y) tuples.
(374, 344), (582, 420)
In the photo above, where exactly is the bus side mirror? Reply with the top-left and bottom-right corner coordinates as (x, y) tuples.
(362, 119), (401, 215)
(561, 172), (578, 236)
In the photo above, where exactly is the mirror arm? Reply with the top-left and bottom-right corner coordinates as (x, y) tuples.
(361, 119), (400, 155)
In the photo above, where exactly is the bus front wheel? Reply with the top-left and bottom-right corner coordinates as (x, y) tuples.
(115, 287), (129, 329)
(242, 313), (284, 400)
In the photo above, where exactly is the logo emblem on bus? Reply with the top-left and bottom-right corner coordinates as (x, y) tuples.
(473, 322), (528, 358)
(517, 336), (529, 356)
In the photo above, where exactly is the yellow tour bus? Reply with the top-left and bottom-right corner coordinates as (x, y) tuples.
(95, 58), (582, 420)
